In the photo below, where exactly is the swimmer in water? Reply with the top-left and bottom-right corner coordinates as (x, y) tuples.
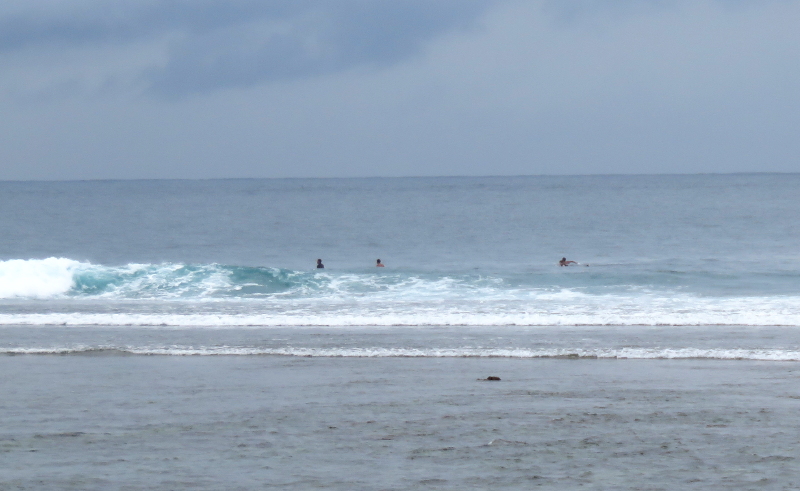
(376, 259), (384, 267)
(559, 257), (577, 267)
(316, 259), (324, 269)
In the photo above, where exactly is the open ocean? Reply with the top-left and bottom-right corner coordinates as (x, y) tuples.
(3, 174), (800, 489)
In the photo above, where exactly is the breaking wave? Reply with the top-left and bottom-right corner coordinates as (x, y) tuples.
(2, 258), (800, 326)
(0, 258), (512, 300)
(0, 258), (315, 299)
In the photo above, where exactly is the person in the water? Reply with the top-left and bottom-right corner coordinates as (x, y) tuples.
(376, 259), (384, 267)
(559, 257), (577, 266)
(316, 259), (324, 269)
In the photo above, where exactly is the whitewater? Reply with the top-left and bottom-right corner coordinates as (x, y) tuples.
(2, 256), (800, 326)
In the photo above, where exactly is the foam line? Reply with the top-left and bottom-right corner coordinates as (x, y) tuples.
(1, 312), (800, 326)
(3, 346), (800, 360)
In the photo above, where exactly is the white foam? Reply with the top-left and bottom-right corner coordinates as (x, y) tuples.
(3, 345), (800, 360)
(1, 307), (800, 326)
(0, 258), (86, 299)
(94, 263), (234, 299)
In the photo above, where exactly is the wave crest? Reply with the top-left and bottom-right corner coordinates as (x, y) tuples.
(0, 258), (85, 299)
(0, 259), (313, 299)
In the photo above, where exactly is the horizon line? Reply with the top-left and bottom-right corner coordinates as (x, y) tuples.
(1, 171), (797, 184)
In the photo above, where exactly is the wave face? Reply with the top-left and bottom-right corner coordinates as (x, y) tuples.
(2, 258), (800, 326)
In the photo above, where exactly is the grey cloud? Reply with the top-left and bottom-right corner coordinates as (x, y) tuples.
(0, 1), (307, 50)
(539, 0), (774, 23)
(147, 1), (493, 97)
(0, 1), (494, 97)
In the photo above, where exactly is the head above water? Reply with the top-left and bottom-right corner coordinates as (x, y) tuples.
(377, 259), (381, 264)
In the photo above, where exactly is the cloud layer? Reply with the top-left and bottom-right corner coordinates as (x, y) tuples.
(0, 0), (798, 179)
(0, 0), (491, 97)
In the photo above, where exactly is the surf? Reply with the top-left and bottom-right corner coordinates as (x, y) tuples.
(3, 257), (800, 326)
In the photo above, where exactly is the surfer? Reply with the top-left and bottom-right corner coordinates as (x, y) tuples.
(316, 259), (324, 269)
(559, 257), (577, 267)
(376, 259), (384, 267)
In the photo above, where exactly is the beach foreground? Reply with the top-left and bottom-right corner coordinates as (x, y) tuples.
(2, 354), (799, 490)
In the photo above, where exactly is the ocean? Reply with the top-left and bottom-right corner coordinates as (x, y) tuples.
(2, 174), (800, 489)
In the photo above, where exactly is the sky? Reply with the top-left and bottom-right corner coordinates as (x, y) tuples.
(0, 0), (798, 180)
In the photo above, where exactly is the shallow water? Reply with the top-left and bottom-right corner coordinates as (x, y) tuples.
(2, 354), (799, 490)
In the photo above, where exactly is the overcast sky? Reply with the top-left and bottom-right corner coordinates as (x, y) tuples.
(1, 0), (798, 180)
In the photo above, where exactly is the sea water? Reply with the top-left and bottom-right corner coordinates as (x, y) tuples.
(2, 174), (800, 488)
(2, 174), (800, 333)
